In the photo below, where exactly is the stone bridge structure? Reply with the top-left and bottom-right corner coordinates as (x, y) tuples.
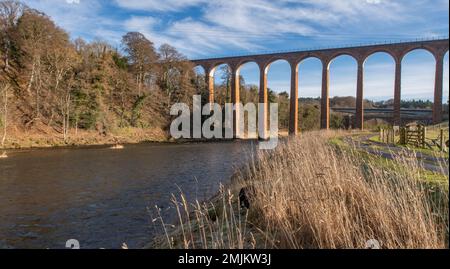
(191, 39), (449, 136)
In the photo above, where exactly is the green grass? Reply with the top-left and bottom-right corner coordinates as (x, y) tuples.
(362, 149), (447, 183)
(369, 134), (384, 143)
(330, 135), (448, 184)
(400, 145), (448, 158)
(329, 137), (347, 147)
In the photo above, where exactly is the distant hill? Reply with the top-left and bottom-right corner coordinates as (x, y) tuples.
(298, 96), (375, 109)
(298, 96), (442, 110)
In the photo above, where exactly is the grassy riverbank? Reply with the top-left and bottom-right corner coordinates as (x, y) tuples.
(0, 127), (169, 150)
(150, 131), (449, 249)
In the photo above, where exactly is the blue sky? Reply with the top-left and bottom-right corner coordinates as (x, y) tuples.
(23, 0), (449, 101)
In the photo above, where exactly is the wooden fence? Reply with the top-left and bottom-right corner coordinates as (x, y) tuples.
(399, 125), (426, 148)
(379, 124), (448, 152)
(379, 128), (396, 144)
(425, 126), (449, 152)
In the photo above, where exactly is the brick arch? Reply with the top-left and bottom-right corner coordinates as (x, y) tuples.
(193, 64), (206, 74)
(400, 47), (437, 120)
(298, 54), (324, 64)
(399, 45), (437, 62)
(261, 58), (293, 83)
(266, 56), (292, 68)
(327, 52), (359, 69)
(295, 55), (324, 71)
(362, 49), (397, 65)
(295, 55), (324, 99)
(235, 59), (261, 74)
(263, 58), (292, 94)
(206, 62), (232, 77)
(361, 51), (397, 126)
(291, 55), (325, 133)
(210, 61), (232, 70)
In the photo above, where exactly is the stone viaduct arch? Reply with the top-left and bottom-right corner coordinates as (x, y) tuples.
(192, 39), (449, 136)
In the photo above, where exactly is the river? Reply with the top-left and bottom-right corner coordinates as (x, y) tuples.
(0, 141), (256, 249)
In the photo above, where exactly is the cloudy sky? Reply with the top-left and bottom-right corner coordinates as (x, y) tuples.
(22, 0), (449, 101)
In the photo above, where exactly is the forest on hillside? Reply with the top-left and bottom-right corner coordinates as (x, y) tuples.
(0, 1), (265, 148)
(0, 1), (302, 149)
(0, 1), (197, 147)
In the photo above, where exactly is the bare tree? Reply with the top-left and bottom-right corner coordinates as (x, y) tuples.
(0, 0), (25, 74)
(122, 32), (157, 96)
(157, 43), (197, 106)
(44, 30), (79, 142)
(0, 82), (9, 148)
(16, 9), (57, 117)
(54, 53), (78, 142)
(0, 1), (23, 148)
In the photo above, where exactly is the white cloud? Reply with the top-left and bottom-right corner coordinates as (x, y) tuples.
(114, 0), (207, 12)
(113, 0), (430, 57)
(23, 0), (125, 45)
(124, 16), (159, 31)
(123, 16), (266, 56)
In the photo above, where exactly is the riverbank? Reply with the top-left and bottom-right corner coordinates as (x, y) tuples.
(149, 131), (449, 249)
(0, 127), (169, 150)
(0, 127), (290, 151)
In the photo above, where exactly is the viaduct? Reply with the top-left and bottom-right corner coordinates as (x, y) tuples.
(191, 39), (449, 136)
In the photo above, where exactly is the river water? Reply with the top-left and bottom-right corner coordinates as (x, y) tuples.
(0, 141), (256, 249)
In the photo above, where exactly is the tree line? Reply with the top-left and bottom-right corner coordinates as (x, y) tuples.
(0, 0), (298, 147)
(0, 0), (206, 147)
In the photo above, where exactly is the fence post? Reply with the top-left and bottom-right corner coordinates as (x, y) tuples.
(400, 127), (406, 145)
(440, 129), (444, 152)
(399, 128), (403, 145)
(421, 127), (426, 148)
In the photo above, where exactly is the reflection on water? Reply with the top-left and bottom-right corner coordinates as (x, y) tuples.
(0, 141), (255, 249)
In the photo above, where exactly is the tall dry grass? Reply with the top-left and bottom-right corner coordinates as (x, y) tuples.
(153, 131), (449, 249)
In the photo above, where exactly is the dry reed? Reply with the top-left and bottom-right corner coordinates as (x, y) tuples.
(154, 131), (449, 249)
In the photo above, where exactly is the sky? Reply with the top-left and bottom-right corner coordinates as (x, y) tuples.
(22, 0), (449, 102)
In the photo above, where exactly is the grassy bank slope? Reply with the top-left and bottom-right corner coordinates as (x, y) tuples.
(2, 126), (168, 149)
(152, 131), (449, 249)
